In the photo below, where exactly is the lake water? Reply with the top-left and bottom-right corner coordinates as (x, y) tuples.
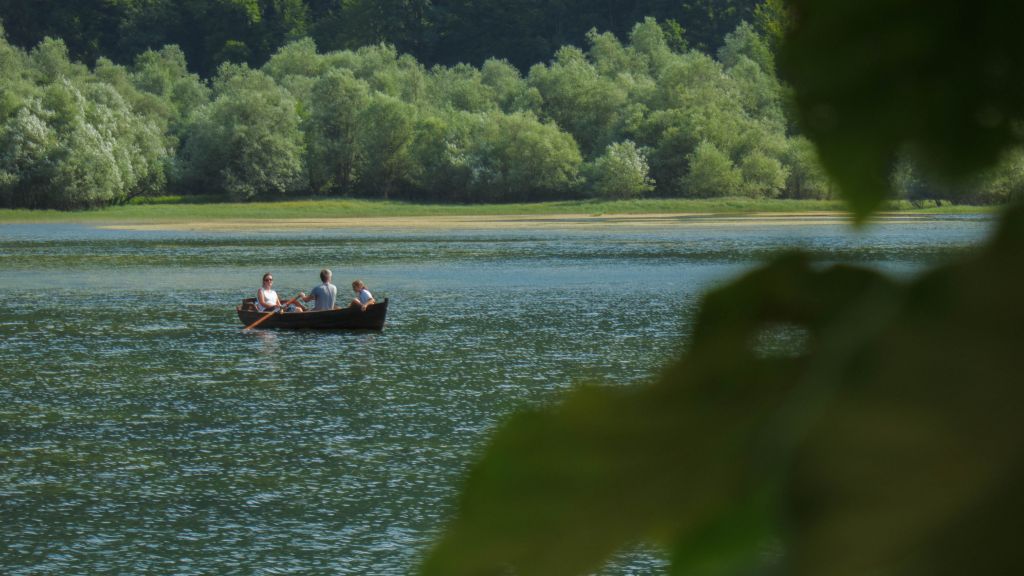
(0, 215), (994, 575)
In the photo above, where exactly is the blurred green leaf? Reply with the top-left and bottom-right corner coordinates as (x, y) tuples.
(423, 2), (1024, 575)
(781, 0), (1024, 219)
(423, 205), (1024, 575)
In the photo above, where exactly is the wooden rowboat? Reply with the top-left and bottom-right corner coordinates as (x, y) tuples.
(237, 297), (389, 330)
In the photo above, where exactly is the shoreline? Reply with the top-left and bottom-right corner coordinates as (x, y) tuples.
(0, 198), (993, 229)
(101, 211), (985, 232)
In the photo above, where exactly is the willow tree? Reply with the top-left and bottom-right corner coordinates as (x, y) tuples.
(304, 68), (370, 195)
(176, 63), (305, 200)
(585, 140), (655, 199)
(0, 41), (168, 210)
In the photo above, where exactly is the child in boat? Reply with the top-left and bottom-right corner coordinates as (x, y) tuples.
(256, 272), (302, 312)
(351, 280), (375, 311)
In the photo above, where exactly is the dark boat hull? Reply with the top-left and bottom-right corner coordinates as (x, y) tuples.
(238, 298), (388, 330)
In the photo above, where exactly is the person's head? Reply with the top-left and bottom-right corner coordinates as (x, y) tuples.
(352, 280), (365, 291)
(262, 272), (273, 286)
(320, 268), (332, 283)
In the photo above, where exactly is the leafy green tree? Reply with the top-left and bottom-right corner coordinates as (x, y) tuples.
(738, 149), (788, 197)
(177, 63), (305, 200)
(892, 149), (1024, 205)
(528, 46), (629, 157)
(753, 0), (790, 56)
(463, 111), (583, 202)
(0, 24), (35, 120)
(28, 37), (87, 83)
(637, 51), (746, 195)
(94, 57), (174, 138)
(628, 17), (675, 75)
(479, 58), (542, 114)
(718, 21), (774, 74)
(0, 80), (168, 209)
(261, 37), (324, 103)
(586, 29), (651, 79)
(680, 140), (742, 197)
(585, 140), (654, 199)
(128, 45), (210, 137)
(262, 37), (323, 81)
(304, 68), (370, 194)
(354, 93), (416, 199)
(970, 149), (1024, 204)
(0, 103), (58, 207)
(781, 135), (831, 199)
(658, 18), (688, 54)
(406, 111), (474, 201)
(725, 56), (786, 132)
(427, 63), (496, 113)
(328, 43), (427, 104)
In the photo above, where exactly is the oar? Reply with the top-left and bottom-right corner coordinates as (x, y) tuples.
(243, 294), (301, 331)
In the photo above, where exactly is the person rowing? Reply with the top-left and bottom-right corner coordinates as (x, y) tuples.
(256, 272), (303, 313)
(299, 268), (338, 311)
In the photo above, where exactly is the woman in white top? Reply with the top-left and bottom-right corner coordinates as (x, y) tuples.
(256, 273), (301, 312)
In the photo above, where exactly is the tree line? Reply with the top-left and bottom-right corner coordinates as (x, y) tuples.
(1, 13), (1021, 209)
(0, 0), (766, 77)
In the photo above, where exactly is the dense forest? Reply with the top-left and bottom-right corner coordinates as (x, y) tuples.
(0, 0), (766, 75)
(1, 0), (1022, 209)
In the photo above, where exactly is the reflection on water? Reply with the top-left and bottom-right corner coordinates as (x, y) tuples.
(0, 217), (993, 575)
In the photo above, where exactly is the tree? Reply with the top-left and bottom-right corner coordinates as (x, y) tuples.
(426, 63), (496, 113)
(261, 36), (324, 102)
(479, 58), (542, 114)
(0, 81), (168, 209)
(585, 140), (654, 199)
(354, 93), (416, 199)
(462, 111), (583, 202)
(753, 0), (791, 56)
(680, 140), (742, 197)
(129, 45), (210, 137)
(718, 21), (774, 74)
(0, 103), (58, 208)
(406, 111), (475, 201)
(528, 44), (629, 157)
(637, 50), (750, 195)
(738, 149), (788, 198)
(304, 68), (370, 194)
(177, 63), (305, 200)
(781, 135), (831, 199)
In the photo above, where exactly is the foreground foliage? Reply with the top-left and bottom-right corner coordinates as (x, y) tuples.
(421, 1), (1024, 574)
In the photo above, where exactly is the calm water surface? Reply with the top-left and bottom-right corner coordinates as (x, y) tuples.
(0, 215), (993, 575)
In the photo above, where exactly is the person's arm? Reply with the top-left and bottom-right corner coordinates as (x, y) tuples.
(299, 291), (313, 303)
(360, 291), (375, 311)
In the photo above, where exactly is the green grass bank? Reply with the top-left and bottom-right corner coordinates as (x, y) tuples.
(0, 197), (992, 224)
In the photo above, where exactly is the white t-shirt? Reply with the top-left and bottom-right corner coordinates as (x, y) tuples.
(257, 287), (280, 311)
(357, 288), (373, 305)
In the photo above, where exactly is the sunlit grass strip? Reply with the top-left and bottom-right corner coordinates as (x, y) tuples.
(0, 197), (992, 223)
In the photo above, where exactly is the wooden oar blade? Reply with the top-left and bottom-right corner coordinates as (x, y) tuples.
(242, 295), (301, 331)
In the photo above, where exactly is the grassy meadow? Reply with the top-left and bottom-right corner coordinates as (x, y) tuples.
(0, 197), (991, 225)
